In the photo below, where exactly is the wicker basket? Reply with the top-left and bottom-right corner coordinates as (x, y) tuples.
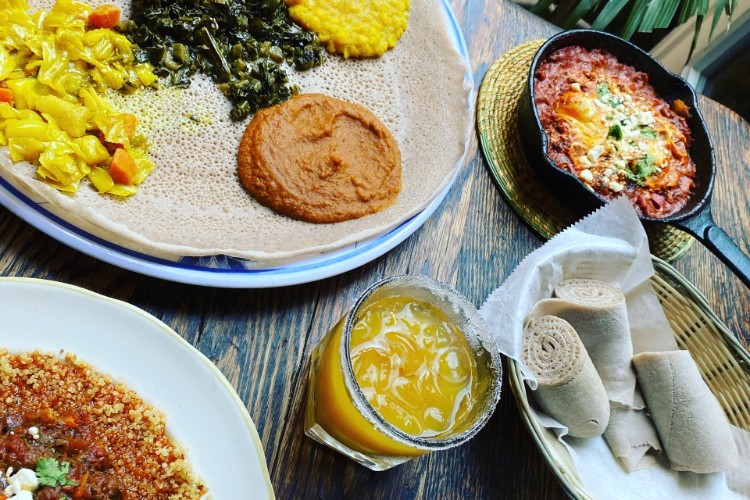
(508, 257), (750, 499)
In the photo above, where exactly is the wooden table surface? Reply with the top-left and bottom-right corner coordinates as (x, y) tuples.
(1, 1), (748, 498)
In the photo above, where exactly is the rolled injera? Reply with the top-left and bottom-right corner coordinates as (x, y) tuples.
(522, 315), (609, 438)
(531, 279), (661, 470)
(632, 350), (740, 473)
(550, 279), (635, 401)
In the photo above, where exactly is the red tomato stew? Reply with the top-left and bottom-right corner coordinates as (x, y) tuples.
(533, 46), (696, 218)
(0, 351), (206, 499)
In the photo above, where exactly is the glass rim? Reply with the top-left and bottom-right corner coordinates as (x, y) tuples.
(339, 274), (503, 451)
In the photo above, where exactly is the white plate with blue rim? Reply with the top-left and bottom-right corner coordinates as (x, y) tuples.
(0, 0), (473, 288)
(0, 277), (274, 498)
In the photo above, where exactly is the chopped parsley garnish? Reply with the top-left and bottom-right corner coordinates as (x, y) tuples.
(639, 127), (657, 139)
(596, 82), (622, 107)
(608, 124), (623, 140)
(596, 83), (612, 97)
(35, 457), (78, 487)
(622, 154), (658, 186)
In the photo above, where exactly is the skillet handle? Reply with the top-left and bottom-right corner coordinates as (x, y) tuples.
(675, 206), (750, 289)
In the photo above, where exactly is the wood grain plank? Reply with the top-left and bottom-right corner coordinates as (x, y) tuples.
(672, 98), (750, 340)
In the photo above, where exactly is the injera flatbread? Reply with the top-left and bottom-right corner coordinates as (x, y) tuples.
(534, 279), (635, 403)
(633, 350), (740, 473)
(530, 279), (663, 471)
(522, 315), (609, 439)
(1, 0), (472, 263)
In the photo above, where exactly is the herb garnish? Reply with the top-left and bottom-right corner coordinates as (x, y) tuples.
(118, 0), (326, 120)
(36, 457), (78, 487)
(596, 82), (622, 108)
(639, 127), (657, 139)
(596, 82), (611, 97)
(622, 154), (658, 185)
(608, 124), (623, 140)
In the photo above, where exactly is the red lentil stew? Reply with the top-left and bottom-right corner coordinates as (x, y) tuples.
(0, 350), (206, 499)
(534, 46), (696, 218)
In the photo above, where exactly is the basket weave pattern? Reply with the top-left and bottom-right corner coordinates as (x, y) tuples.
(509, 258), (749, 499)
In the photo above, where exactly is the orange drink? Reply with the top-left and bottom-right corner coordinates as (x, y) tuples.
(305, 275), (502, 470)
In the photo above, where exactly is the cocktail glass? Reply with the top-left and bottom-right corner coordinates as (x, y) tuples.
(304, 275), (502, 470)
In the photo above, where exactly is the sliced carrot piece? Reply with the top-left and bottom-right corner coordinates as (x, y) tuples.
(0, 88), (13, 105)
(88, 4), (121, 29)
(109, 148), (137, 185)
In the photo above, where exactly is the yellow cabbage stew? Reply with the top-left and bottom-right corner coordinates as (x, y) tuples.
(0, 0), (157, 197)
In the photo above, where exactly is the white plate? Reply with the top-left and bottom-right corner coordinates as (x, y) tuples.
(0, 0), (472, 288)
(0, 278), (274, 499)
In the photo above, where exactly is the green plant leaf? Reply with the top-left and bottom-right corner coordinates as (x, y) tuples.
(620, 0), (651, 39)
(677, 0), (698, 24)
(728, 0), (737, 16)
(677, 0), (709, 24)
(687, 13), (706, 61)
(532, 0), (734, 53)
(561, 0), (600, 29)
(709, 0), (729, 40)
(530, 0), (556, 16)
(699, 0), (710, 16)
(724, 0), (737, 31)
(640, 0), (681, 32)
(591, 0), (631, 30)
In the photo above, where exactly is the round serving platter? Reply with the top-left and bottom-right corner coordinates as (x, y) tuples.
(0, 0), (472, 288)
(0, 277), (274, 498)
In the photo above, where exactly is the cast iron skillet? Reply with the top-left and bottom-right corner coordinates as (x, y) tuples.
(518, 29), (750, 288)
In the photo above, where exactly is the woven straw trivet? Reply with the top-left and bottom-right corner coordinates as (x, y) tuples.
(508, 257), (749, 499)
(477, 40), (695, 261)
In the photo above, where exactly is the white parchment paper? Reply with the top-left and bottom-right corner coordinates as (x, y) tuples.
(481, 198), (750, 498)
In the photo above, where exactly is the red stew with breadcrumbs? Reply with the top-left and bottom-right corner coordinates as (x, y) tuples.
(0, 350), (205, 499)
(534, 46), (696, 218)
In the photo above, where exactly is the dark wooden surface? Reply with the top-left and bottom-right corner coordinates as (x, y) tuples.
(1, 1), (748, 498)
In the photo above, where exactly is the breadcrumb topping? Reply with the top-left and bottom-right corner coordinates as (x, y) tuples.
(0, 350), (206, 499)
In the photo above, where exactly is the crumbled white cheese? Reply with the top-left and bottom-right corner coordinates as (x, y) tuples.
(570, 86), (678, 187)
(3, 468), (38, 496)
(570, 82), (581, 92)
(635, 110), (655, 125)
(27, 427), (39, 440)
(13, 491), (33, 500)
(587, 145), (605, 162)
(579, 169), (594, 182)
